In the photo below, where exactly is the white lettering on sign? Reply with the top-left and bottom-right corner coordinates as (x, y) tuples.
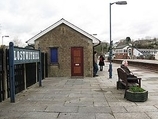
(14, 49), (40, 63)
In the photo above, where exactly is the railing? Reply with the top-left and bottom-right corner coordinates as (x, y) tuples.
(0, 46), (48, 102)
(0, 49), (4, 102)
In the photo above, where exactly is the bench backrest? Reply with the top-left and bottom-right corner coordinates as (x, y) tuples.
(117, 68), (128, 82)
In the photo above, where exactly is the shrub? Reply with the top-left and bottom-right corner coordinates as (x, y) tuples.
(129, 86), (145, 92)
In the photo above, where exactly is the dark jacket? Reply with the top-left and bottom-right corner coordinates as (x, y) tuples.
(99, 55), (105, 66)
(120, 64), (138, 83)
(120, 64), (131, 76)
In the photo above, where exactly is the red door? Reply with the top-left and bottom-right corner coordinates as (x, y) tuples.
(71, 47), (83, 76)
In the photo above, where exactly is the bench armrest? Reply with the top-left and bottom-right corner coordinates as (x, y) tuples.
(127, 77), (141, 80)
(127, 77), (141, 87)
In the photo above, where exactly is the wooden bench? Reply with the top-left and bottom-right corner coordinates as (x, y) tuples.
(117, 68), (141, 90)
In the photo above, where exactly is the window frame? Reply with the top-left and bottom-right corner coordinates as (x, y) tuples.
(50, 47), (58, 64)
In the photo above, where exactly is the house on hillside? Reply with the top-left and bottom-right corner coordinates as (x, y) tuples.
(26, 18), (100, 77)
(114, 44), (143, 59)
(155, 52), (158, 60)
(138, 49), (158, 56)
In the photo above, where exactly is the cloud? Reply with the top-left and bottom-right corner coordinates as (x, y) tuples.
(0, 0), (158, 46)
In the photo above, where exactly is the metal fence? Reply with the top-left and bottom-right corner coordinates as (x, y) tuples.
(0, 49), (4, 102)
(26, 63), (36, 87)
(0, 47), (48, 102)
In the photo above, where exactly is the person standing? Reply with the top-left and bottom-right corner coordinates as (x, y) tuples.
(99, 55), (105, 71)
(93, 51), (98, 77)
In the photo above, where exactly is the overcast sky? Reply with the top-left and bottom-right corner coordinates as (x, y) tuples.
(0, 0), (158, 46)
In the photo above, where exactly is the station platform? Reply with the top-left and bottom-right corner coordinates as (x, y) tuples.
(0, 62), (158, 119)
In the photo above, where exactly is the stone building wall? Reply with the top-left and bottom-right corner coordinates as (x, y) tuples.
(35, 24), (93, 77)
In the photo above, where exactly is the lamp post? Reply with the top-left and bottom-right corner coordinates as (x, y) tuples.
(2, 35), (9, 45)
(109, 1), (127, 78)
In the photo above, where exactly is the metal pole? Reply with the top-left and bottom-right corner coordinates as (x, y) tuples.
(39, 50), (42, 87)
(108, 1), (127, 78)
(109, 3), (112, 78)
(9, 42), (15, 103)
(2, 36), (3, 45)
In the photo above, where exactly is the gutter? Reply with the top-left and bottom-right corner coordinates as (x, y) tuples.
(93, 39), (101, 48)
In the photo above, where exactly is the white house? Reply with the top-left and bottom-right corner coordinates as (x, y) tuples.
(114, 45), (143, 59)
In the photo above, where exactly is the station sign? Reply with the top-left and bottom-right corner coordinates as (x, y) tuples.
(9, 42), (42, 103)
(14, 48), (40, 64)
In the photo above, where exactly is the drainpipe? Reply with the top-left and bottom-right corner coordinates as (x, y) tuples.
(93, 39), (101, 75)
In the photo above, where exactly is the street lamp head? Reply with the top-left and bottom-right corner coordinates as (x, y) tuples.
(4, 35), (9, 37)
(1, 35), (9, 45)
(115, 1), (127, 5)
(2, 35), (9, 38)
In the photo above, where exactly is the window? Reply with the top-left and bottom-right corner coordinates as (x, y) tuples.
(50, 47), (58, 64)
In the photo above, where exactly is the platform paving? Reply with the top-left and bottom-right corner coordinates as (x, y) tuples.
(1, 62), (158, 119)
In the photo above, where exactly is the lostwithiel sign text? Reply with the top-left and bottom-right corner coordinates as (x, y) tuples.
(14, 48), (40, 64)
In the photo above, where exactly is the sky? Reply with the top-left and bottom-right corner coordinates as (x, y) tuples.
(0, 0), (158, 46)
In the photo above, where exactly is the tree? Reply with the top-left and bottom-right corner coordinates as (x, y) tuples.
(11, 37), (26, 47)
(94, 42), (108, 54)
(126, 37), (131, 44)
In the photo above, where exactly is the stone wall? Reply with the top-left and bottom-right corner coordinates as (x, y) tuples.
(115, 53), (128, 59)
(35, 24), (93, 77)
(113, 59), (158, 73)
